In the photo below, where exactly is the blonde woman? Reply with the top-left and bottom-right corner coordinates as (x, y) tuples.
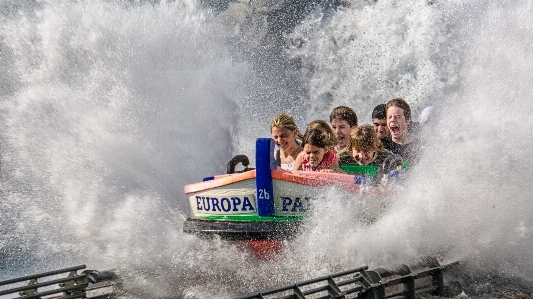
(270, 113), (304, 171)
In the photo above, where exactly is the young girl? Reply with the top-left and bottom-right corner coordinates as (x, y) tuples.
(270, 113), (303, 171)
(293, 128), (340, 172)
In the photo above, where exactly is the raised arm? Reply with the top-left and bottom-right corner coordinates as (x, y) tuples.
(292, 151), (304, 171)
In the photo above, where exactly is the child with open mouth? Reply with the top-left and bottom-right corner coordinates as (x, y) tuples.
(293, 128), (340, 172)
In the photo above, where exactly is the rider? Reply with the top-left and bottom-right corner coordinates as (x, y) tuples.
(270, 113), (303, 171)
(380, 98), (421, 163)
(349, 125), (402, 180)
(329, 106), (358, 166)
(371, 104), (390, 138)
(293, 128), (340, 172)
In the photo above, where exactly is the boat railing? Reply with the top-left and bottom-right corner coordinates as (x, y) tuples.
(233, 261), (459, 299)
(0, 265), (117, 299)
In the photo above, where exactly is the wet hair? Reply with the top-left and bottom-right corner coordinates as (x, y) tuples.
(348, 125), (384, 152)
(302, 128), (331, 149)
(329, 106), (358, 127)
(386, 98), (412, 121)
(270, 113), (304, 145)
(305, 120), (337, 147)
(372, 104), (387, 120)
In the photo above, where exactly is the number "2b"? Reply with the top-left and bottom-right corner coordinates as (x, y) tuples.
(258, 189), (270, 199)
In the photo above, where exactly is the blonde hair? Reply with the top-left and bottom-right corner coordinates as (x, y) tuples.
(270, 113), (303, 145)
(348, 125), (383, 152)
(305, 120), (337, 147)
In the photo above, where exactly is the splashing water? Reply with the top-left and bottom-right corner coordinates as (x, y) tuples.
(1, 0), (533, 298)
(0, 0), (246, 275)
(285, 0), (533, 291)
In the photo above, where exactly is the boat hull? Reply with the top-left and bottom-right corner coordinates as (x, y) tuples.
(182, 218), (302, 240)
(183, 138), (391, 242)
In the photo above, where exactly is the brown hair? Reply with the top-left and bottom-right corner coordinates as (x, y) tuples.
(302, 128), (331, 149)
(305, 120), (337, 147)
(329, 106), (358, 127)
(270, 113), (304, 145)
(348, 125), (384, 152)
(386, 98), (412, 121)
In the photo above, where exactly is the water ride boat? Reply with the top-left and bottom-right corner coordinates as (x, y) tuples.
(183, 138), (392, 255)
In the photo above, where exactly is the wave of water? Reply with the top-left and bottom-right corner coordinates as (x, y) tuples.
(0, 0), (532, 298)
(286, 0), (533, 291)
(0, 0), (247, 276)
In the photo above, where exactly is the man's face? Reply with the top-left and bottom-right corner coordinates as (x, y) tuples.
(372, 118), (389, 138)
(331, 119), (353, 150)
(387, 106), (410, 141)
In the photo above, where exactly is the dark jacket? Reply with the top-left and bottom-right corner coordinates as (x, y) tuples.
(380, 137), (420, 164)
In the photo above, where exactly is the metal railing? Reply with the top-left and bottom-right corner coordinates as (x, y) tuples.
(234, 261), (458, 299)
(0, 265), (117, 299)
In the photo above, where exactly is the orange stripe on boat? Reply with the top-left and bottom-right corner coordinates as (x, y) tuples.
(184, 169), (391, 196)
(184, 170), (256, 194)
(272, 170), (390, 196)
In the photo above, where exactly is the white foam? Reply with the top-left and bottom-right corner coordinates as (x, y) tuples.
(1, 0), (533, 296)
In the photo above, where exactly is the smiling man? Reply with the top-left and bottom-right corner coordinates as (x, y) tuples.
(380, 98), (421, 163)
(329, 106), (358, 166)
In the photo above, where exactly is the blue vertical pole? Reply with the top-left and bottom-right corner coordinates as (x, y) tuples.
(256, 138), (276, 217)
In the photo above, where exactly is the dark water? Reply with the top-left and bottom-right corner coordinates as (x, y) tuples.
(0, 0), (532, 298)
